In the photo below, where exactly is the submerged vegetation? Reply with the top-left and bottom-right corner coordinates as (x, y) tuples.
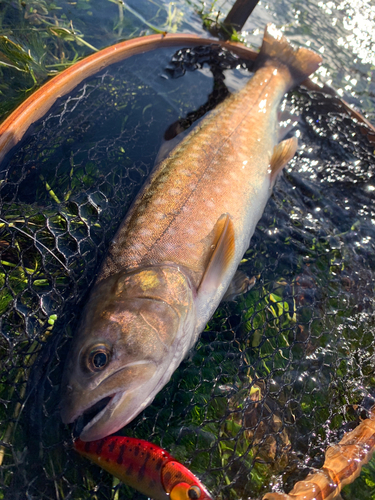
(0, 0), (186, 119)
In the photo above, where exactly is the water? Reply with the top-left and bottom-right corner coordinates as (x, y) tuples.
(1, 0), (375, 120)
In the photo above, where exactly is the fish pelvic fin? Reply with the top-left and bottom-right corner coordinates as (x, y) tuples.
(222, 271), (256, 302)
(270, 136), (298, 184)
(256, 24), (322, 86)
(198, 214), (235, 296)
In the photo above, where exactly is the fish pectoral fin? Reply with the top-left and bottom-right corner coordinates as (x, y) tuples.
(270, 136), (298, 183)
(198, 214), (235, 296)
(222, 271), (256, 302)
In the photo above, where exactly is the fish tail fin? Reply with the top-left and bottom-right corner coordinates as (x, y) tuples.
(255, 24), (322, 86)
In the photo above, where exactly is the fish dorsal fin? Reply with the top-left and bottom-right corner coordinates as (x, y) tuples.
(270, 136), (298, 183)
(198, 214), (235, 296)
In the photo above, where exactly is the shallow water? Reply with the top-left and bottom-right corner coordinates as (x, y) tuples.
(1, 0), (375, 118)
(1, 1), (375, 500)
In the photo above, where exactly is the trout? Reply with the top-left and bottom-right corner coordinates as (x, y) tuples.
(61, 25), (322, 441)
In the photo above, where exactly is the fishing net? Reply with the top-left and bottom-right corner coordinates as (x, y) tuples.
(1, 44), (375, 500)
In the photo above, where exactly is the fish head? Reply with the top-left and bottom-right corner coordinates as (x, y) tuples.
(60, 265), (196, 441)
(162, 460), (214, 500)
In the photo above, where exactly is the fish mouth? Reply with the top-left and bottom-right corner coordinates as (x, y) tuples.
(73, 395), (115, 438)
(62, 360), (159, 441)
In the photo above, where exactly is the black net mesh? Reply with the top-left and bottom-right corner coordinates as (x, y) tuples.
(0, 45), (375, 500)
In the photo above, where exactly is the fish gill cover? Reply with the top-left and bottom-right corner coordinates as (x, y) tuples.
(0, 39), (375, 500)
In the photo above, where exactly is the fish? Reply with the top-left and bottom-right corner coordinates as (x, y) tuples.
(60, 24), (322, 441)
(74, 435), (213, 500)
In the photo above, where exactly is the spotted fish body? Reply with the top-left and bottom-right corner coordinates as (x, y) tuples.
(74, 436), (213, 500)
(61, 25), (322, 441)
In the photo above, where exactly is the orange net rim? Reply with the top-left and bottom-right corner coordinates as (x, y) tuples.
(1, 31), (374, 168)
(0, 33), (259, 166)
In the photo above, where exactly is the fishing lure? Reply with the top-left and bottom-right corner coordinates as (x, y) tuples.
(74, 436), (214, 500)
(263, 408), (375, 500)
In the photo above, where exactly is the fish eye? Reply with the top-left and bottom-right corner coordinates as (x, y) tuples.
(83, 344), (112, 372)
(188, 486), (201, 499)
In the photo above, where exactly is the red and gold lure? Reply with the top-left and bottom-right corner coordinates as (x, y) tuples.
(74, 436), (214, 500)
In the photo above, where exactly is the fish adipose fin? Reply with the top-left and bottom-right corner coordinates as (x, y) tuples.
(255, 24), (322, 86)
(270, 136), (298, 184)
(198, 214), (235, 296)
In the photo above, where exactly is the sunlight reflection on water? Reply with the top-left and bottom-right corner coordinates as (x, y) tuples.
(331, 0), (375, 65)
(185, 0), (375, 118)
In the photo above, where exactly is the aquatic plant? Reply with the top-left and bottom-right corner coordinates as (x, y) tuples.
(0, 0), (185, 120)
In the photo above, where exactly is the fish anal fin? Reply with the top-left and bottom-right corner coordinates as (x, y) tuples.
(270, 136), (298, 183)
(198, 214), (235, 295)
(222, 271), (256, 302)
